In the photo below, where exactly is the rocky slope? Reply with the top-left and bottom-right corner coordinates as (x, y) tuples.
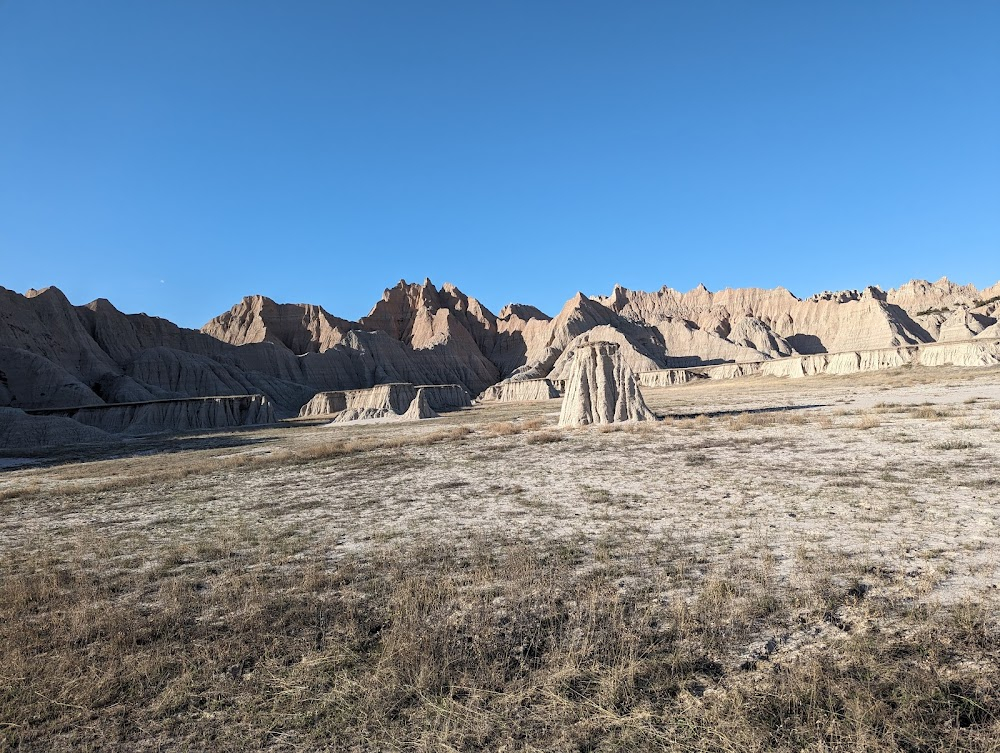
(1, 277), (997, 422)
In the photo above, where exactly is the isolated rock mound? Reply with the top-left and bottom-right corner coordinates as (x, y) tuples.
(401, 388), (438, 420)
(558, 342), (655, 427)
(333, 383), (419, 422)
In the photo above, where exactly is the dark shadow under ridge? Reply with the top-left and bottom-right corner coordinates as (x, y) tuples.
(660, 403), (829, 420)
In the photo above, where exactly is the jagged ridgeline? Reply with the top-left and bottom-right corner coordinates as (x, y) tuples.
(1, 277), (999, 426)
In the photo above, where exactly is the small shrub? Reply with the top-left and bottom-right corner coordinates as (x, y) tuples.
(854, 414), (881, 430)
(930, 440), (978, 451)
(525, 430), (563, 445)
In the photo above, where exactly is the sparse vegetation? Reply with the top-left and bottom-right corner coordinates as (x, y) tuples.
(3, 530), (1000, 751)
(930, 439), (979, 450)
(524, 429), (563, 444)
(3, 365), (1000, 750)
(916, 305), (951, 316)
(854, 413), (881, 429)
(972, 293), (1000, 309)
(909, 405), (949, 420)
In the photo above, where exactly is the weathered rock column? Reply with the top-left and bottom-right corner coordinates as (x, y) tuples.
(558, 341), (655, 426)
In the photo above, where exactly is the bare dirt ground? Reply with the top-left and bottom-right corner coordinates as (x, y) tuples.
(2, 365), (1000, 751)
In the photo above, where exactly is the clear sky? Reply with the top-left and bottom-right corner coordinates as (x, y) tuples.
(1, 2), (998, 328)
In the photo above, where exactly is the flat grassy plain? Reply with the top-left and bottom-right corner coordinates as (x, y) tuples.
(2, 365), (1000, 751)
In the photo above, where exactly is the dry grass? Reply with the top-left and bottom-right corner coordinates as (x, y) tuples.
(0, 427), (477, 502)
(909, 406), (950, 420)
(3, 529), (999, 751)
(483, 418), (546, 437)
(5, 365), (1000, 750)
(595, 420), (659, 434)
(853, 413), (881, 430)
(728, 412), (775, 430)
(930, 439), (979, 451)
(524, 429), (563, 444)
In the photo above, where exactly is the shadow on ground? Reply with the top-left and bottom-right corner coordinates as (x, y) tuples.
(0, 427), (283, 472)
(661, 403), (828, 420)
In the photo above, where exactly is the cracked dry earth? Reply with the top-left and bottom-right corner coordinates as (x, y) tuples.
(3, 364), (1000, 751)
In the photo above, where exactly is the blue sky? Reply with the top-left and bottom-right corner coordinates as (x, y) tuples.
(1, 2), (998, 327)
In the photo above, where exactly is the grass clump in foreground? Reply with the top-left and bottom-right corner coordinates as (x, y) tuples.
(2, 527), (1000, 752)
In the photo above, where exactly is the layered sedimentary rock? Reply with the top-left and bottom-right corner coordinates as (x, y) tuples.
(298, 391), (348, 418)
(401, 388), (438, 420)
(0, 407), (113, 450)
(0, 346), (105, 409)
(27, 395), (276, 435)
(123, 347), (313, 417)
(558, 342), (655, 427)
(333, 383), (419, 422)
(655, 318), (774, 366)
(937, 308), (988, 342)
(299, 383), (470, 417)
(2, 287), (119, 383)
(598, 284), (932, 355)
(3, 276), (999, 431)
(727, 317), (794, 357)
(638, 369), (697, 387)
(547, 325), (668, 381)
(202, 296), (355, 352)
(478, 379), (561, 402)
(491, 303), (554, 378)
(918, 339), (1000, 368)
(416, 384), (472, 411)
(887, 278), (1000, 318)
(640, 338), (1000, 384)
(357, 279), (500, 393)
(0, 281), (499, 423)
(977, 322), (1000, 339)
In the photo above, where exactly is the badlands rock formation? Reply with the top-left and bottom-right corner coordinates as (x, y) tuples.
(202, 296), (354, 353)
(2, 275), (998, 437)
(638, 338), (1000, 385)
(654, 318), (779, 366)
(299, 383), (470, 417)
(328, 383), (453, 423)
(204, 281), (500, 395)
(401, 388), (438, 420)
(558, 342), (655, 427)
(0, 346), (105, 409)
(28, 395), (276, 435)
(478, 379), (561, 402)
(333, 383), (419, 422)
(298, 391), (349, 418)
(0, 407), (112, 450)
(597, 284), (929, 355)
(937, 308), (988, 342)
(417, 384), (473, 411)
